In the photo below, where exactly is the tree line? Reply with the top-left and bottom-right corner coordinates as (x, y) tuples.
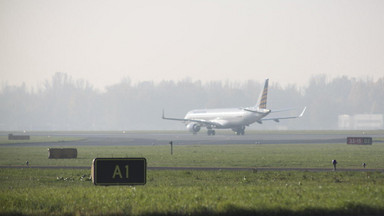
(1, 72), (383, 131)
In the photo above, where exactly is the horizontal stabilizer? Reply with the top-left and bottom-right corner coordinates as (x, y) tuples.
(243, 108), (271, 114)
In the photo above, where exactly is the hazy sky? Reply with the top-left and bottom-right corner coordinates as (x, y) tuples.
(1, 0), (383, 90)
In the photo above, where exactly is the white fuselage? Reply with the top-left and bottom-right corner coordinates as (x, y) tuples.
(184, 108), (268, 129)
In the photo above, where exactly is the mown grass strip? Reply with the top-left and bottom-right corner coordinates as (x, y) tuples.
(1, 143), (384, 169)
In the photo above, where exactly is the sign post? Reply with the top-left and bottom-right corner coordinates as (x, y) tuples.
(92, 158), (146, 186)
(170, 141), (173, 155)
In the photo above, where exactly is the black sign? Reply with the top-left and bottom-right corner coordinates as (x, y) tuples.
(92, 158), (146, 186)
(347, 137), (372, 145)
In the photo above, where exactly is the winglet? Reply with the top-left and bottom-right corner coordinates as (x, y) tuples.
(161, 110), (189, 122)
(299, 107), (307, 118)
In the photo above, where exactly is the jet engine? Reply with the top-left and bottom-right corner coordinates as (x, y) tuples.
(186, 123), (201, 133)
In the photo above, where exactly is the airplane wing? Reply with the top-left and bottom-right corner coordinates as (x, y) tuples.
(262, 107), (306, 123)
(162, 110), (222, 127)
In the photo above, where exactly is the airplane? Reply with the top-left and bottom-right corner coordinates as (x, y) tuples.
(162, 79), (306, 135)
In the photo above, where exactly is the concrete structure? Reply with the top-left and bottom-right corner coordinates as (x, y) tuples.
(8, 133), (30, 140)
(48, 148), (78, 159)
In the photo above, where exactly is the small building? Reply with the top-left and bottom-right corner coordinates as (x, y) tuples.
(338, 114), (383, 130)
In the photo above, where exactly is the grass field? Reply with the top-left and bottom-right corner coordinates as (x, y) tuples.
(1, 131), (384, 215)
(1, 142), (384, 169)
(1, 168), (383, 216)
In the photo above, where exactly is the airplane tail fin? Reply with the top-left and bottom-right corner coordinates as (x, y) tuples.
(256, 79), (269, 109)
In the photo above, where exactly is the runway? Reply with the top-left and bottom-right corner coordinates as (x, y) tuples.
(1, 131), (383, 147)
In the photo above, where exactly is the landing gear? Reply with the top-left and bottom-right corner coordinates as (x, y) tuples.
(234, 127), (245, 135)
(207, 129), (216, 136)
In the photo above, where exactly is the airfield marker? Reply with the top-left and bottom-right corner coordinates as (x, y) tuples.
(92, 158), (146, 186)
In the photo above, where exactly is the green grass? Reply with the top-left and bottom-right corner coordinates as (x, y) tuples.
(1, 143), (384, 169)
(1, 131), (384, 215)
(1, 168), (383, 216)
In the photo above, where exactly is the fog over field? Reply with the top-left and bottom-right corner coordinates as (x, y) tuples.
(1, 1), (384, 131)
(0, 73), (383, 131)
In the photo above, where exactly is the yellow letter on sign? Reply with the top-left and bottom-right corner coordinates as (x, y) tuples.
(112, 165), (123, 179)
(125, 165), (129, 179)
